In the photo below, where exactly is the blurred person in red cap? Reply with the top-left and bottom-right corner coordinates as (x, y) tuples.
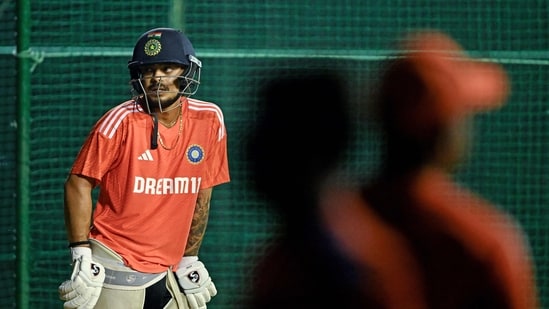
(319, 30), (539, 309)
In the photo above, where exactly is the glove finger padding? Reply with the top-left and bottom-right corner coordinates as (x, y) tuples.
(186, 293), (207, 309)
(59, 248), (105, 309)
(207, 281), (217, 298)
(176, 257), (217, 309)
(186, 280), (218, 309)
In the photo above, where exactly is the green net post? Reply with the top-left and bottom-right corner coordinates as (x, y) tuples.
(16, 0), (32, 308)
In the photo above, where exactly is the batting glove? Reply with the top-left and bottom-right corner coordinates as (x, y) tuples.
(58, 247), (105, 309)
(175, 256), (217, 309)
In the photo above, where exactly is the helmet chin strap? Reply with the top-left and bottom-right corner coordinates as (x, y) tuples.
(134, 76), (188, 150)
(137, 89), (181, 150)
(150, 113), (158, 150)
(145, 93), (182, 150)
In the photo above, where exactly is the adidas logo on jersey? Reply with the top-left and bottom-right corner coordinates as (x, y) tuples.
(138, 150), (154, 161)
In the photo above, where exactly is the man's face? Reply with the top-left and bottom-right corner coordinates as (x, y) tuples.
(139, 63), (186, 109)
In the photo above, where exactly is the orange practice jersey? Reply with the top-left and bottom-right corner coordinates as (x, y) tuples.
(320, 168), (538, 309)
(71, 97), (230, 273)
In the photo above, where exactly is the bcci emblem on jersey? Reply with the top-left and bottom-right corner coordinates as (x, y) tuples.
(187, 144), (204, 164)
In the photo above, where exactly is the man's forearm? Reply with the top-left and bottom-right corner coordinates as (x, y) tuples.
(185, 188), (212, 255)
(64, 174), (94, 243)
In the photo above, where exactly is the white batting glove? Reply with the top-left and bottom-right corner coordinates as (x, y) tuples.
(175, 256), (217, 309)
(58, 247), (105, 309)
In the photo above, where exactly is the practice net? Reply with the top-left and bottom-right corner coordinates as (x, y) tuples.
(1, 1), (547, 308)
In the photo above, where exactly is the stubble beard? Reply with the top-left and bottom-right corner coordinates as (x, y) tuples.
(145, 91), (182, 112)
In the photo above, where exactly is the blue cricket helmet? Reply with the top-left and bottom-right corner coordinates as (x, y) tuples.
(128, 27), (202, 96)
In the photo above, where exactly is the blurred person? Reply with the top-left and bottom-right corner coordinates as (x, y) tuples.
(319, 30), (539, 309)
(245, 69), (377, 308)
(58, 28), (230, 309)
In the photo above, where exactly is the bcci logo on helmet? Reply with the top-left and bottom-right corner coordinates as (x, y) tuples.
(144, 39), (162, 57)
